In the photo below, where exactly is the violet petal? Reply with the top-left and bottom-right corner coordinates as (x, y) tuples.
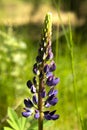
(46, 76), (60, 86)
(31, 85), (36, 93)
(44, 64), (49, 73)
(34, 110), (40, 119)
(33, 63), (40, 75)
(40, 88), (46, 98)
(46, 72), (53, 78)
(49, 61), (56, 71)
(51, 114), (59, 120)
(46, 75), (54, 86)
(22, 109), (32, 117)
(24, 99), (33, 108)
(52, 78), (60, 86)
(48, 88), (58, 96)
(46, 51), (53, 60)
(49, 110), (56, 115)
(22, 111), (31, 117)
(49, 97), (58, 106)
(32, 95), (38, 105)
(27, 80), (32, 89)
(45, 102), (51, 108)
(44, 113), (51, 120)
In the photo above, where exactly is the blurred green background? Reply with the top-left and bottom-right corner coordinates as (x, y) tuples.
(0, 0), (87, 130)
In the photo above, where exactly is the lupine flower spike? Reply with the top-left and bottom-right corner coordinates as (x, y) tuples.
(22, 12), (60, 130)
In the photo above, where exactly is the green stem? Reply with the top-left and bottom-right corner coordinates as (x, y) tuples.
(55, 24), (59, 64)
(69, 20), (81, 130)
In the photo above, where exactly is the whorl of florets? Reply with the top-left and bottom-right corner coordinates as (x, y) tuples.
(22, 13), (60, 121)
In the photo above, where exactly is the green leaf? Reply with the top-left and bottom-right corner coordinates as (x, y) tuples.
(4, 127), (13, 130)
(7, 119), (19, 130)
(19, 117), (27, 130)
(7, 107), (20, 130)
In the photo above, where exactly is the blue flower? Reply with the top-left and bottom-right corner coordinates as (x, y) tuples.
(47, 88), (58, 96)
(33, 63), (40, 75)
(22, 108), (33, 117)
(32, 95), (38, 105)
(46, 75), (60, 86)
(31, 85), (36, 93)
(40, 88), (46, 98)
(46, 47), (53, 60)
(45, 94), (58, 107)
(34, 110), (40, 119)
(49, 61), (56, 71)
(44, 64), (49, 73)
(27, 80), (36, 93)
(22, 13), (60, 123)
(24, 98), (33, 108)
(46, 72), (53, 78)
(44, 110), (59, 120)
(27, 80), (32, 89)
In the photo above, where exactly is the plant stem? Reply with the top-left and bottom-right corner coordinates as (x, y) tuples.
(55, 24), (59, 64)
(69, 20), (81, 130)
(38, 63), (44, 130)
(38, 12), (52, 130)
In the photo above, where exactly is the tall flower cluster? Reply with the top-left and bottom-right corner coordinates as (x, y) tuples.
(22, 13), (60, 124)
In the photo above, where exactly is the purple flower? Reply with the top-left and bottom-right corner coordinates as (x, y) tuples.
(46, 47), (53, 60)
(46, 72), (53, 78)
(46, 76), (60, 86)
(34, 110), (40, 119)
(44, 64), (49, 73)
(40, 88), (46, 98)
(47, 88), (58, 96)
(49, 61), (56, 71)
(27, 80), (32, 89)
(31, 85), (36, 93)
(24, 98), (33, 108)
(32, 95), (38, 105)
(50, 114), (59, 120)
(22, 108), (33, 117)
(45, 94), (58, 107)
(49, 97), (58, 105)
(47, 52), (53, 60)
(49, 110), (59, 120)
(33, 63), (40, 75)
(22, 13), (60, 123)
(44, 102), (51, 108)
(44, 110), (59, 120)
(44, 111), (51, 120)
(27, 80), (36, 93)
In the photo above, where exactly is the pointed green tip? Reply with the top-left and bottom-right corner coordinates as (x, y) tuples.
(42, 12), (52, 43)
(45, 12), (52, 23)
(44, 12), (52, 34)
